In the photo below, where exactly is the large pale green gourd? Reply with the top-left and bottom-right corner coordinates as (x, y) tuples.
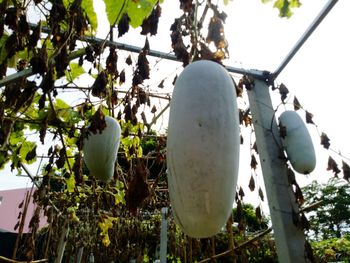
(279, 110), (316, 174)
(83, 116), (121, 182)
(167, 60), (240, 238)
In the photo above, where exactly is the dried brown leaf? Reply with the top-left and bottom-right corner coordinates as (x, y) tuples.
(119, 69), (125, 84)
(125, 55), (132, 65)
(294, 183), (304, 205)
(25, 145), (37, 162)
(327, 156), (341, 176)
(293, 96), (302, 111)
(300, 212), (310, 231)
(206, 16), (226, 50)
(89, 107), (107, 134)
(305, 111), (314, 124)
(91, 71), (108, 98)
(252, 141), (258, 153)
(279, 83), (289, 102)
(235, 200), (243, 222)
(136, 51), (149, 81)
(320, 132), (330, 149)
(106, 47), (118, 74)
(158, 79), (164, 89)
(258, 187), (264, 201)
(180, 0), (192, 12)
(250, 154), (258, 170)
(255, 206), (262, 223)
(279, 123), (287, 139)
(238, 186), (245, 199)
(126, 160), (150, 216)
(248, 174), (255, 191)
(287, 168), (296, 185)
(151, 105), (157, 113)
(141, 4), (161, 36)
(117, 12), (130, 37)
(342, 160), (350, 181)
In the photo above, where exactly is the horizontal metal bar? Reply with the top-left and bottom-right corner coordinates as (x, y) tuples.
(87, 35), (271, 79)
(37, 23), (269, 78)
(0, 24), (270, 88)
(272, 0), (338, 79)
(0, 49), (85, 87)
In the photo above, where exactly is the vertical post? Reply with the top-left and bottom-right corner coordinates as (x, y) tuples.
(55, 220), (69, 263)
(160, 207), (168, 263)
(247, 79), (306, 263)
(77, 247), (84, 263)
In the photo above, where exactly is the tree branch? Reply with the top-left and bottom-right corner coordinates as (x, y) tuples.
(198, 227), (273, 263)
(0, 256), (48, 263)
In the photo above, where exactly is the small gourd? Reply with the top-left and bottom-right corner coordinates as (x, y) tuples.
(83, 116), (121, 182)
(279, 110), (316, 174)
(167, 60), (240, 238)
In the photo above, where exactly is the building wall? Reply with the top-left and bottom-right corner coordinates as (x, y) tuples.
(0, 187), (47, 233)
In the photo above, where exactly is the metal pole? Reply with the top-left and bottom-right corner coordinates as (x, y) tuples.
(273, 0), (338, 78)
(247, 79), (307, 263)
(0, 24), (269, 88)
(0, 48), (85, 88)
(55, 220), (70, 263)
(160, 207), (168, 263)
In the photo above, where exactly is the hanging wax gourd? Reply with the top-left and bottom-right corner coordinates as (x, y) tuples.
(279, 110), (316, 174)
(83, 116), (121, 182)
(167, 60), (240, 238)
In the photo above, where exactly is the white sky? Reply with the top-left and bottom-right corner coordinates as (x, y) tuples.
(1, 0), (349, 213)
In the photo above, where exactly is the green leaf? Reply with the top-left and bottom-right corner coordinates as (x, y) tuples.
(261, 0), (302, 18)
(290, 0), (301, 8)
(55, 98), (70, 110)
(63, 0), (74, 7)
(66, 62), (85, 82)
(54, 98), (80, 124)
(223, 0), (232, 5)
(136, 145), (143, 158)
(66, 174), (76, 193)
(114, 190), (125, 205)
(126, 0), (159, 28)
(103, 0), (159, 28)
(103, 0), (126, 25)
(9, 130), (25, 145)
(82, 0), (98, 31)
(20, 141), (37, 164)
(0, 34), (9, 65)
(0, 151), (9, 170)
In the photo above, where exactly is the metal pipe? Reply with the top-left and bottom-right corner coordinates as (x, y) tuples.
(273, 0), (339, 78)
(0, 49), (85, 88)
(160, 207), (168, 263)
(0, 23), (270, 88)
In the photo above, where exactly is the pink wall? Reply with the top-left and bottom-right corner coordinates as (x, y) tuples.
(0, 188), (47, 233)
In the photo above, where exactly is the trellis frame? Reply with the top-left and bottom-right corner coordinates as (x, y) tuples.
(0, 0), (339, 262)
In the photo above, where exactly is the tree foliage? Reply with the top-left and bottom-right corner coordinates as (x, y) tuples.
(303, 178), (350, 240)
(312, 235), (350, 262)
(261, 0), (302, 18)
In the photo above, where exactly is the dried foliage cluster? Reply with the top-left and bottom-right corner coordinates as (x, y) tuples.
(0, 0), (274, 262)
